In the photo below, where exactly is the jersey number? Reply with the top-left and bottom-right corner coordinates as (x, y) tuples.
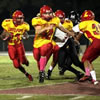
(92, 24), (100, 35)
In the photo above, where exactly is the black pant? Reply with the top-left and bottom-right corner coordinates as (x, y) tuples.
(58, 38), (85, 72)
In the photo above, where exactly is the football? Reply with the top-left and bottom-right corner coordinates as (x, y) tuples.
(0, 31), (12, 41)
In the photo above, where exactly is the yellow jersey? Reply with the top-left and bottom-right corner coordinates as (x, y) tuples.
(79, 20), (100, 42)
(62, 19), (73, 30)
(2, 19), (30, 45)
(32, 17), (60, 48)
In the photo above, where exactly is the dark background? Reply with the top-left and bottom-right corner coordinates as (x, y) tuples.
(0, 0), (100, 30)
(0, 0), (100, 51)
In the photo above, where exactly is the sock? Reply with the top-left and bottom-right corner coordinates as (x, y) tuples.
(49, 65), (53, 71)
(18, 66), (26, 74)
(18, 66), (29, 76)
(85, 67), (90, 76)
(90, 70), (97, 81)
(40, 57), (47, 71)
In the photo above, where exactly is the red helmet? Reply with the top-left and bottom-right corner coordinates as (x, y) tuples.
(80, 10), (95, 21)
(40, 5), (53, 20)
(55, 10), (65, 18)
(55, 10), (65, 23)
(12, 10), (24, 25)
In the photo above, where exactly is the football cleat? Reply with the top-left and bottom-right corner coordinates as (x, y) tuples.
(59, 68), (66, 76)
(79, 75), (90, 82)
(46, 70), (52, 80)
(39, 71), (45, 83)
(59, 70), (65, 75)
(92, 79), (99, 85)
(27, 74), (33, 81)
(76, 72), (84, 81)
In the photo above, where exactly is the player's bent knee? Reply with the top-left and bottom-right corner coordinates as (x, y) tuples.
(13, 59), (20, 68)
(20, 56), (26, 64)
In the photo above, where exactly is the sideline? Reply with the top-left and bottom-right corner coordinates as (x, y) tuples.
(0, 52), (33, 56)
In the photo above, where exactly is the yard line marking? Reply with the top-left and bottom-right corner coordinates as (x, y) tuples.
(0, 52), (33, 56)
(16, 95), (32, 99)
(69, 96), (85, 100)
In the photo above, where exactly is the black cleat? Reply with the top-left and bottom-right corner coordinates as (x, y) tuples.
(59, 69), (65, 75)
(75, 72), (84, 81)
(39, 71), (45, 83)
(46, 70), (52, 80)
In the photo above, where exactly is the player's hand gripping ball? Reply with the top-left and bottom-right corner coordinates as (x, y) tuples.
(0, 31), (12, 41)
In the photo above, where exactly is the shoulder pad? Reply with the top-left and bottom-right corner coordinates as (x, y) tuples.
(23, 22), (28, 25)
(65, 20), (71, 23)
(4, 19), (11, 22)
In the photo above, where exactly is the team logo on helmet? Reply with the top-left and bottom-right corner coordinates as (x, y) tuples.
(84, 12), (88, 17)
(80, 10), (95, 21)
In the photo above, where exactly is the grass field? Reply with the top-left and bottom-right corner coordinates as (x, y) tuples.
(0, 54), (100, 100)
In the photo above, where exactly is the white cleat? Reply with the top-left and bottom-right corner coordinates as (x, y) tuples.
(93, 81), (99, 85)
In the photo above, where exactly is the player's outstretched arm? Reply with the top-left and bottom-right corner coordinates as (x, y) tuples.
(57, 25), (75, 38)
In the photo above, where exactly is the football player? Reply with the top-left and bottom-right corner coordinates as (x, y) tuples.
(1, 10), (33, 81)
(68, 11), (81, 55)
(32, 5), (75, 83)
(68, 11), (80, 26)
(46, 10), (84, 80)
(72, 10), (99, 85)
